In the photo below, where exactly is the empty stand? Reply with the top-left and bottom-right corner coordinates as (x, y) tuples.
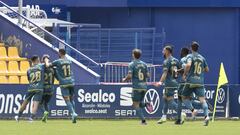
(20, 76), (29, 84)
(8, 47), (27, 61)
(0, 47), (8, 60)
(20, 61), (30, 74)
(0, 76), (8, 84)
(8, 76), (20, 84)
(0, 61), (8, 75)
(8, 61), (20, 75)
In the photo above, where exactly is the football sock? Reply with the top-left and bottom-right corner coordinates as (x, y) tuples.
(202, 101), (209, 117)
(136, 107), (145, 121)
(162, 99), (168, 115)
(177, 99), (182, 120)
(65, 100), (74, 115)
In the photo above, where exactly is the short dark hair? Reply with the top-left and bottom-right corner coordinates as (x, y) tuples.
(31, 55), (39, 62)
(132, 49), (142, 59)
(42, 54), (50, 62)
(59, 49), (66, 55)
(164, 45), (173, 54)
(180, 47), (189, 58)
(191, 41), (199, 52)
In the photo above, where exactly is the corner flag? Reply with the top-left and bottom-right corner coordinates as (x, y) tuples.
(212, 63), (228, 122)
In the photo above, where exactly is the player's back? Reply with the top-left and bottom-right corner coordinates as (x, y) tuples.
(129, 60), (148, 90)
(52, 58), (74, 87)
(44, 67), (55, 89)
(163, 56), (179, 87)
(186, 53), (208, 85)
(27, 64), (45, 91)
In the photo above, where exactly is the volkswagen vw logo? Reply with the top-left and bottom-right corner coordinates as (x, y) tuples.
(217, 88), (225, 104)
(144, 89), (160, 114)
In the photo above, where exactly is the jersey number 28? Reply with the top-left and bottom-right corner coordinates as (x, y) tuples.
(30, 71), (41, 83)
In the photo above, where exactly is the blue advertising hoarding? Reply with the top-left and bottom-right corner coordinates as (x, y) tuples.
(0, 84), (230, 119)
(229, 85), (240, 117)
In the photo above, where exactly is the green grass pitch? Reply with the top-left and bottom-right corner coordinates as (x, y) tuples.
(0, 120), (240, 135)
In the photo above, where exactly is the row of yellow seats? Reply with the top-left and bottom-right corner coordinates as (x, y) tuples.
(0, 76), (59, 84)
(0, 76), (28, 84)
(0, 46), (27, 61)
(0, 61), (30, 76)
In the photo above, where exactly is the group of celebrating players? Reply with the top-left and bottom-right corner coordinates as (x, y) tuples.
(123, 41), (212, 126)
(14, 41), (211, 126)
(15, 49), (77, 123)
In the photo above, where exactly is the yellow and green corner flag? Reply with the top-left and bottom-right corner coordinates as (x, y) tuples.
(212, 62), (228, 122)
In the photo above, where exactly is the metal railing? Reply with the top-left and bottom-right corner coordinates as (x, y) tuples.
(101, 62), (162, 83)
(53, 24), (165, 64)
(0, 1), (99, 68)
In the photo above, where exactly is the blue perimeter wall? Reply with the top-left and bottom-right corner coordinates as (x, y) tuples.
(3, 0), (240, 84)
(69, 7), (240, 85)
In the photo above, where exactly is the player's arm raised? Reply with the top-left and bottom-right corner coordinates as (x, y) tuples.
(42, 54), (52, 68)
(43, 55), (58, 69)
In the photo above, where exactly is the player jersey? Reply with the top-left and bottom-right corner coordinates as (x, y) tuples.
(52, 58), (75, 87)
(27, 63), (45, 91)
(179, 56), (188, 83)
(162, 56), (179, 87)
(186, 52), (208, 85)
(128, 59), (149, 90)
(43, 66), (55, 90)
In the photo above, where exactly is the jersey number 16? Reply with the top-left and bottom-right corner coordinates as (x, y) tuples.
(194, 62), (202, 75)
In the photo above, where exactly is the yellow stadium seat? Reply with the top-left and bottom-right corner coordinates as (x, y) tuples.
(0, 76), (8, 84)
(8, 61), (20, 75)
(20, 61), (30, 74)
(54, 79), (59, 84)
(8, 76), (20, 84)
(0, 61), (8, 75)
(8, 47), (20, 58)
(0, 47), (8, 60)
(20, 76), (29, 84)
(8, 47), (27, 61)
(0, 43), (4, 47)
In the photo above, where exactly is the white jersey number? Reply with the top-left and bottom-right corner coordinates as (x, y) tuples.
(138, 69), (144, 81)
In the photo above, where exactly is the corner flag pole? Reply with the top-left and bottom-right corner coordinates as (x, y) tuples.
(212, 63), (228, 122)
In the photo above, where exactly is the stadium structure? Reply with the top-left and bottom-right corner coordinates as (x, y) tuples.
(0, 0), (239, 121)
